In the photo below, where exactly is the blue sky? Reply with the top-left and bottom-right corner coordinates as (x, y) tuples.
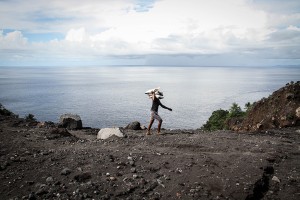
(0, 0), (300, 66)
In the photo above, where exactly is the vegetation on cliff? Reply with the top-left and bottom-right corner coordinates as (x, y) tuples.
(0, 103), (15, 117)
(201, 102), (252, 131)
(202, 81), (300, 132)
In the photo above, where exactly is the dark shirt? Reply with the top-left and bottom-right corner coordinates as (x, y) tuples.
(151, 97), (168, 112)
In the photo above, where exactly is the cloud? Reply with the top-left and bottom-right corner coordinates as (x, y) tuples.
(0, 30), (28, 49)
(0, 0), (299, 66)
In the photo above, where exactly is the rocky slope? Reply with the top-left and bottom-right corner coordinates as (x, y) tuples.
(0, 107), (300, 200)
(233, 81), (300, 132)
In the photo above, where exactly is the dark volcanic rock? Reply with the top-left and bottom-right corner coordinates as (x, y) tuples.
(74, 172), (92, 182)
(61, 168), (72, 175)
(59, 114), (82, 129)
(50, 128), (71, 136)
(126, 121), (141, 130)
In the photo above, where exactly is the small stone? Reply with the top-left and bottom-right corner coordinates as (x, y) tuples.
(39, 184), (46, 189)
(26, 181), (35, 185)
(127, 156), (133, 160)
(116, 172), (123, 177)
(54, 181), (61, 185)
(256, 123), (263, 130)
(25, 151), (31, 155)
(133, 174), (138, 179)
(46, 177), (53, 183)
(131, 168), (137, 173)
(61, 168), (71, 175)
(157, 179), (165, 188)
(109, 176), (116, 181)
(129, 161), (135, 166)
(296, 107), (300, 118)
(35, 188), (48, 196)
(28, 192), (36, 200)
(19, 157), (26, 162)
(272, 176), (280, 183)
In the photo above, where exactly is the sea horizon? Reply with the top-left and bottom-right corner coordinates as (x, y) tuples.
(1, 65), (299, 129)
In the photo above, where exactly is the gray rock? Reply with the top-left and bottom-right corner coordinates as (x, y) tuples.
(50, 128), (72, 137)
(35, 188), (48, 196)
(129, 161), (135, 166)
(46, 176), (53, 183)
(126, 121), (141, 130)
(61, 168), (72, 175)
(133, 174), (138, 179)
(28, 192), (36, 200)
(131, 168), (137, 173)
(74, 172), (92, 182)
(19, 157), (27, 162)
(272, 176), (280, 183)
(59, 114), (82, 129)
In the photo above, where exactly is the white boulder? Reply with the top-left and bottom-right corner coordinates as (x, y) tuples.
(97, 128), (124, 140)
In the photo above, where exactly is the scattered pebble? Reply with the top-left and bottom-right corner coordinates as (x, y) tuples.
(61, 168), (71, 175)
(272, 176), (280, 183)
(46, 176), (54, 183)
(131, 168), (137, 173)
(133, 174), (138, 179)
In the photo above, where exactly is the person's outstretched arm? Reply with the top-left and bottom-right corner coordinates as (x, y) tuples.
(160, 102), (172, 111)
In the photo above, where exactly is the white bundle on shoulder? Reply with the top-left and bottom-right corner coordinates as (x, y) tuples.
(145, 87), (164, 99)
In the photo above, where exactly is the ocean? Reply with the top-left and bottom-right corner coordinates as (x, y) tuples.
(0, 66), (299, 129)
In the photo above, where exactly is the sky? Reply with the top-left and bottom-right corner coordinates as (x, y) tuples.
(0, 0), (300, 67)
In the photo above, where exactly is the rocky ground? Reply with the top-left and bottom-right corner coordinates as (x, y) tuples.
(0, 115), (300, 200)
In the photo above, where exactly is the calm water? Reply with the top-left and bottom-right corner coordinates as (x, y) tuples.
(0, 66), (299, 129)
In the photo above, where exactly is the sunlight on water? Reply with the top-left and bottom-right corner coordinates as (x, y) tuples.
(0, 66), (299, 129)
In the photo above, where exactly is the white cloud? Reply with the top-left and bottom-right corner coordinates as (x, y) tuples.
(65, 28), (88, 42)
(0, 0), (299, 66)
(0, 30), (28, 49)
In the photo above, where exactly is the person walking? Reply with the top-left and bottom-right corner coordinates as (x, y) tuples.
(146, 91), (172, 135)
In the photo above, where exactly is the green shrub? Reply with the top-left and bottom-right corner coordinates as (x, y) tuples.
(202, 102), (252, 131)
(227, 102), (245, 118)
(0, 103), (14, 116)
(25, 113), (36, 121)
(201, 109), (229, 131)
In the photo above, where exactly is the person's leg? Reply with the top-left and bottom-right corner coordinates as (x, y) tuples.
(147, 119), (154, 135)
(157, 119), (163, 135)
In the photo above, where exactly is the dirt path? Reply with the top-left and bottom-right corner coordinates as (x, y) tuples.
(0, 119), (299, 200)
